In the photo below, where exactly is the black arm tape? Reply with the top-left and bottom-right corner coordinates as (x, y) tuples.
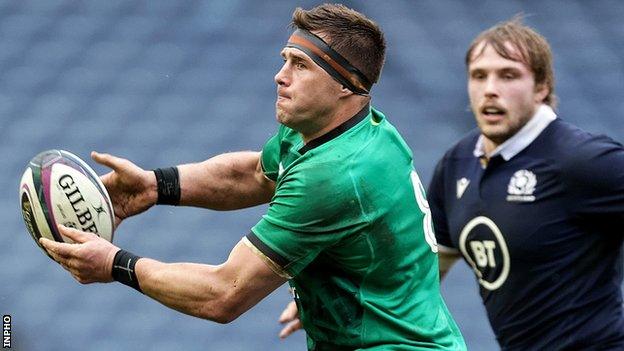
(112, 249), (143, 293)
(154, 167), (181, 205)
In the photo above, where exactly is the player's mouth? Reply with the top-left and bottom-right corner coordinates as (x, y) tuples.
(277, 90), (291, 101)
(480, 105), (506, 121)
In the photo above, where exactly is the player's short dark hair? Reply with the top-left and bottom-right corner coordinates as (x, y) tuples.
(466, 16), (557, 108)
(291, 4), (386, 85)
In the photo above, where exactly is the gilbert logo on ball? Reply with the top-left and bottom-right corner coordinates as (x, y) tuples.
(19, 150), (115, 256)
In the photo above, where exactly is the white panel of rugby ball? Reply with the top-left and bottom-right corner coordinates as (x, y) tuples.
(19, 150), (115, 256)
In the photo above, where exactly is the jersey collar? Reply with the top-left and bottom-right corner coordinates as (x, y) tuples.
(473, 104), (557, 161)
(298, 103), (371, 154)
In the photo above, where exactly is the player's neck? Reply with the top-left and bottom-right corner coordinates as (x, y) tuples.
(482, 137), (499, 156)
(302, 97), (370, 144)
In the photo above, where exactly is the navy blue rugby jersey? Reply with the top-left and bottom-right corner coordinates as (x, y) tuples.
(428, 107), (624, 350)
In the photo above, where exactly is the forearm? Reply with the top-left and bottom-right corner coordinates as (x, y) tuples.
(177, 151), (274, 210)
(132, 240), (285, 323)
(135, 259), (239, 323)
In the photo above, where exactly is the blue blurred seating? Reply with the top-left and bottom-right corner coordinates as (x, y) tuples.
(1, 1), (622, 350)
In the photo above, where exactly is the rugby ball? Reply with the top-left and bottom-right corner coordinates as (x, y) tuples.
(19, 150), (115, 255)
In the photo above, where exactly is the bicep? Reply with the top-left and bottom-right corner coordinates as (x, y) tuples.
(254, 152), (277, 197)
(178, 151), (275, 209)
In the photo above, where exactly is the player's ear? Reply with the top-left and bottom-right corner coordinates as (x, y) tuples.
(534, 82), (549, 103)
(338, 85), (354, 98)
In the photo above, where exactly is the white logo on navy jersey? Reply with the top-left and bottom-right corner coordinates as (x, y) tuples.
(459, 216), (510, 291)
(456, 178), (470, 199)
(506, 170), (536, 202)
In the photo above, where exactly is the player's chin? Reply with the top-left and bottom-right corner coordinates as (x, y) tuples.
(480, 125), (513, 144)
(275, 108), (290, 124)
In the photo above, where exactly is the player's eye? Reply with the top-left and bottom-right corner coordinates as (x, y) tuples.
(500, 70), (519, 80)
(471, 71), (486, 80)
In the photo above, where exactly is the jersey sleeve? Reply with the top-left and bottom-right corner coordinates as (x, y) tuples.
(428, 156), (456, 250)
(260, 130), (282, 182)
(247, 165), (367, 278)
(564, 134), (624, 220)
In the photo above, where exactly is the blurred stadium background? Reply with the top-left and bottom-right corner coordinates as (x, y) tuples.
(1, 0), (623, 350)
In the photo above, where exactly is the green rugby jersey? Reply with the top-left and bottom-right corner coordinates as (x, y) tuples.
(245, 105), (465, 350)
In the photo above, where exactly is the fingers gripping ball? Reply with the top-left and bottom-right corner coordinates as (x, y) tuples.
(19, 150), (115, 257)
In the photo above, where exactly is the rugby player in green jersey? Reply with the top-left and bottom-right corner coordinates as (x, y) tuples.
(40, 4), (465, 350)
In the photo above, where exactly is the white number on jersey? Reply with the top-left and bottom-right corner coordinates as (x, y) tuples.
(410, 170), (438, 253)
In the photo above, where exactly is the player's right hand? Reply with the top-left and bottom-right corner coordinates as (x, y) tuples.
(278, 301), (302, 339)
(91, 151), (158, 228)
(40, 225), (119, 284)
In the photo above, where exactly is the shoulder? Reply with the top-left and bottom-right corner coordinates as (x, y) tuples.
(542, 119), (624, 167)
(433, 129), (480, 173)
(277, 152), (358, 209)
(540, 119), (620, 149)
(443, 129), (480, 161)
(538, 119), (624, 186)
(269, 156), (367, 232)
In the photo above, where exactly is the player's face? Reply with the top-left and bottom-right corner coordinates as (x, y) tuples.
(468, 42), (548, 148)
(274, 47), (343, 136)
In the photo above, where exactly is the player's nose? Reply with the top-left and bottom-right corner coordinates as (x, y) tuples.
(274, 63), (290, 86)
(483, 76), (500, 98)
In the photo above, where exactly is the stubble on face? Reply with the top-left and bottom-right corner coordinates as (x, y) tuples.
(468, 42), (546, 150)
(274, 47), (343, 137)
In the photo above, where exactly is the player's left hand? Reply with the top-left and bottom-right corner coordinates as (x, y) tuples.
(39, 225), (120, 284)
(278, 301), (302, 339)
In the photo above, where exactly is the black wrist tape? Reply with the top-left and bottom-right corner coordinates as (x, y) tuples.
(154, 167), (180, 205)
(112, 249), (143, 293)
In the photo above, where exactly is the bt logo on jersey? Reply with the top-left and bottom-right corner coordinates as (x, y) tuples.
(470, 240), (497, 268)
(459, 216), (510, 291)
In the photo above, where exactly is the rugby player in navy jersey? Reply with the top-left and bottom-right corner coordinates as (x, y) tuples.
(428, 18), (624, 350)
